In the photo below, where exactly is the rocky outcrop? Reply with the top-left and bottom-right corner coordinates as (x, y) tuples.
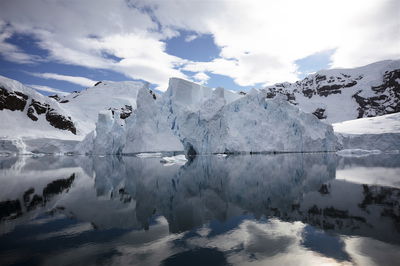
(119, 105), (133, 119)
(0, 87), (28, 111)
(313, 108), (327, 119)
(352, 69), (400, 118)
(45, 108), (76, 134)
(27, 99), (48, 121)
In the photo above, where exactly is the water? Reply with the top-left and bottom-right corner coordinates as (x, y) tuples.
(0, 153), (399, 266)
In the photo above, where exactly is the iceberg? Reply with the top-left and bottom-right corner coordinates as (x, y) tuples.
(162, 79), (336, 154)
(78, 78), (338, 155)
(160, 154), (188, 166)
(76, 110), (125, 155)
(123, 83), (184, 154)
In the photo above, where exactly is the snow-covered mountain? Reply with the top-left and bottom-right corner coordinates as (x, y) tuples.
(0, 76), (143, 140)
(262, 60), (400, 123)
(0, 75), (77, 140)
(54, 80), (143, 134)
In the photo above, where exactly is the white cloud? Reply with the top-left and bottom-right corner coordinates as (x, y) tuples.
(0, 21), (39, 64)
(193, 72), (210, 85)
(0, 0), (398, 89)
(0, 0), (187, 90)
(29, 72), (97, 87)
(28, 84), (69, 95)
(135, 0), (400, 85)
(185, 34), (198, 42)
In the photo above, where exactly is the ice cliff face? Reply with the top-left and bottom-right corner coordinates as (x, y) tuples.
(163, 78), (336, 154)
(76, 110), (126, 155)
(81, 77), (337, 155)
(123, 83), (184, 153)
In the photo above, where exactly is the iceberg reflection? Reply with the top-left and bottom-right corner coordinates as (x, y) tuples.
(0, 153), (399, 266)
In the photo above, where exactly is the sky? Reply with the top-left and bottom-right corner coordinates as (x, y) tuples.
(0, 0), (399, 95)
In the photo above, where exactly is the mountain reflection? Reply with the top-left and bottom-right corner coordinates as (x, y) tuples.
(0, 153), (399, 265)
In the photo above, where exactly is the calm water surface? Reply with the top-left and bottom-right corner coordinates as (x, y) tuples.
(0, 153), (399, 266)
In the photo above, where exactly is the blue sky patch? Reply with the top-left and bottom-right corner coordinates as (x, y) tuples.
(166, 30), (220, 62)
(295, 49), (336, 78)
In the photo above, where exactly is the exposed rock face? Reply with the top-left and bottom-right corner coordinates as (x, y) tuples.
(119, 105), (133, 119)
(48, 94), (61, 102)
(262, 60), (400, 123)
(313, 108), (327, 119)
(27, 99), (49, 121)
(0, 87), (28, 111)
(46, 109), (76, 134)
(24, 98), (76, 134)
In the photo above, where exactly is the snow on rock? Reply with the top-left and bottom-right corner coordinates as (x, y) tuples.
(58, 80), (143, 134)
(0, 75), (78, 138)
(262, 60), (400, 123)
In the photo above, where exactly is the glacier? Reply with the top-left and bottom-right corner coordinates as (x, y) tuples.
(80, 77), (337, 155)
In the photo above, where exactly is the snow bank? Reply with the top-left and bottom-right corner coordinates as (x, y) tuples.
(334, 113), (400, 152)
(337, 133), (400, 152)
(333, 112), (400, 134)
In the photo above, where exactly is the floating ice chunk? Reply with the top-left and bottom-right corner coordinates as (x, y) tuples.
(136, 152), (163, 158)
(337, 149), (382, 157)
(160, 154), (188, 166)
